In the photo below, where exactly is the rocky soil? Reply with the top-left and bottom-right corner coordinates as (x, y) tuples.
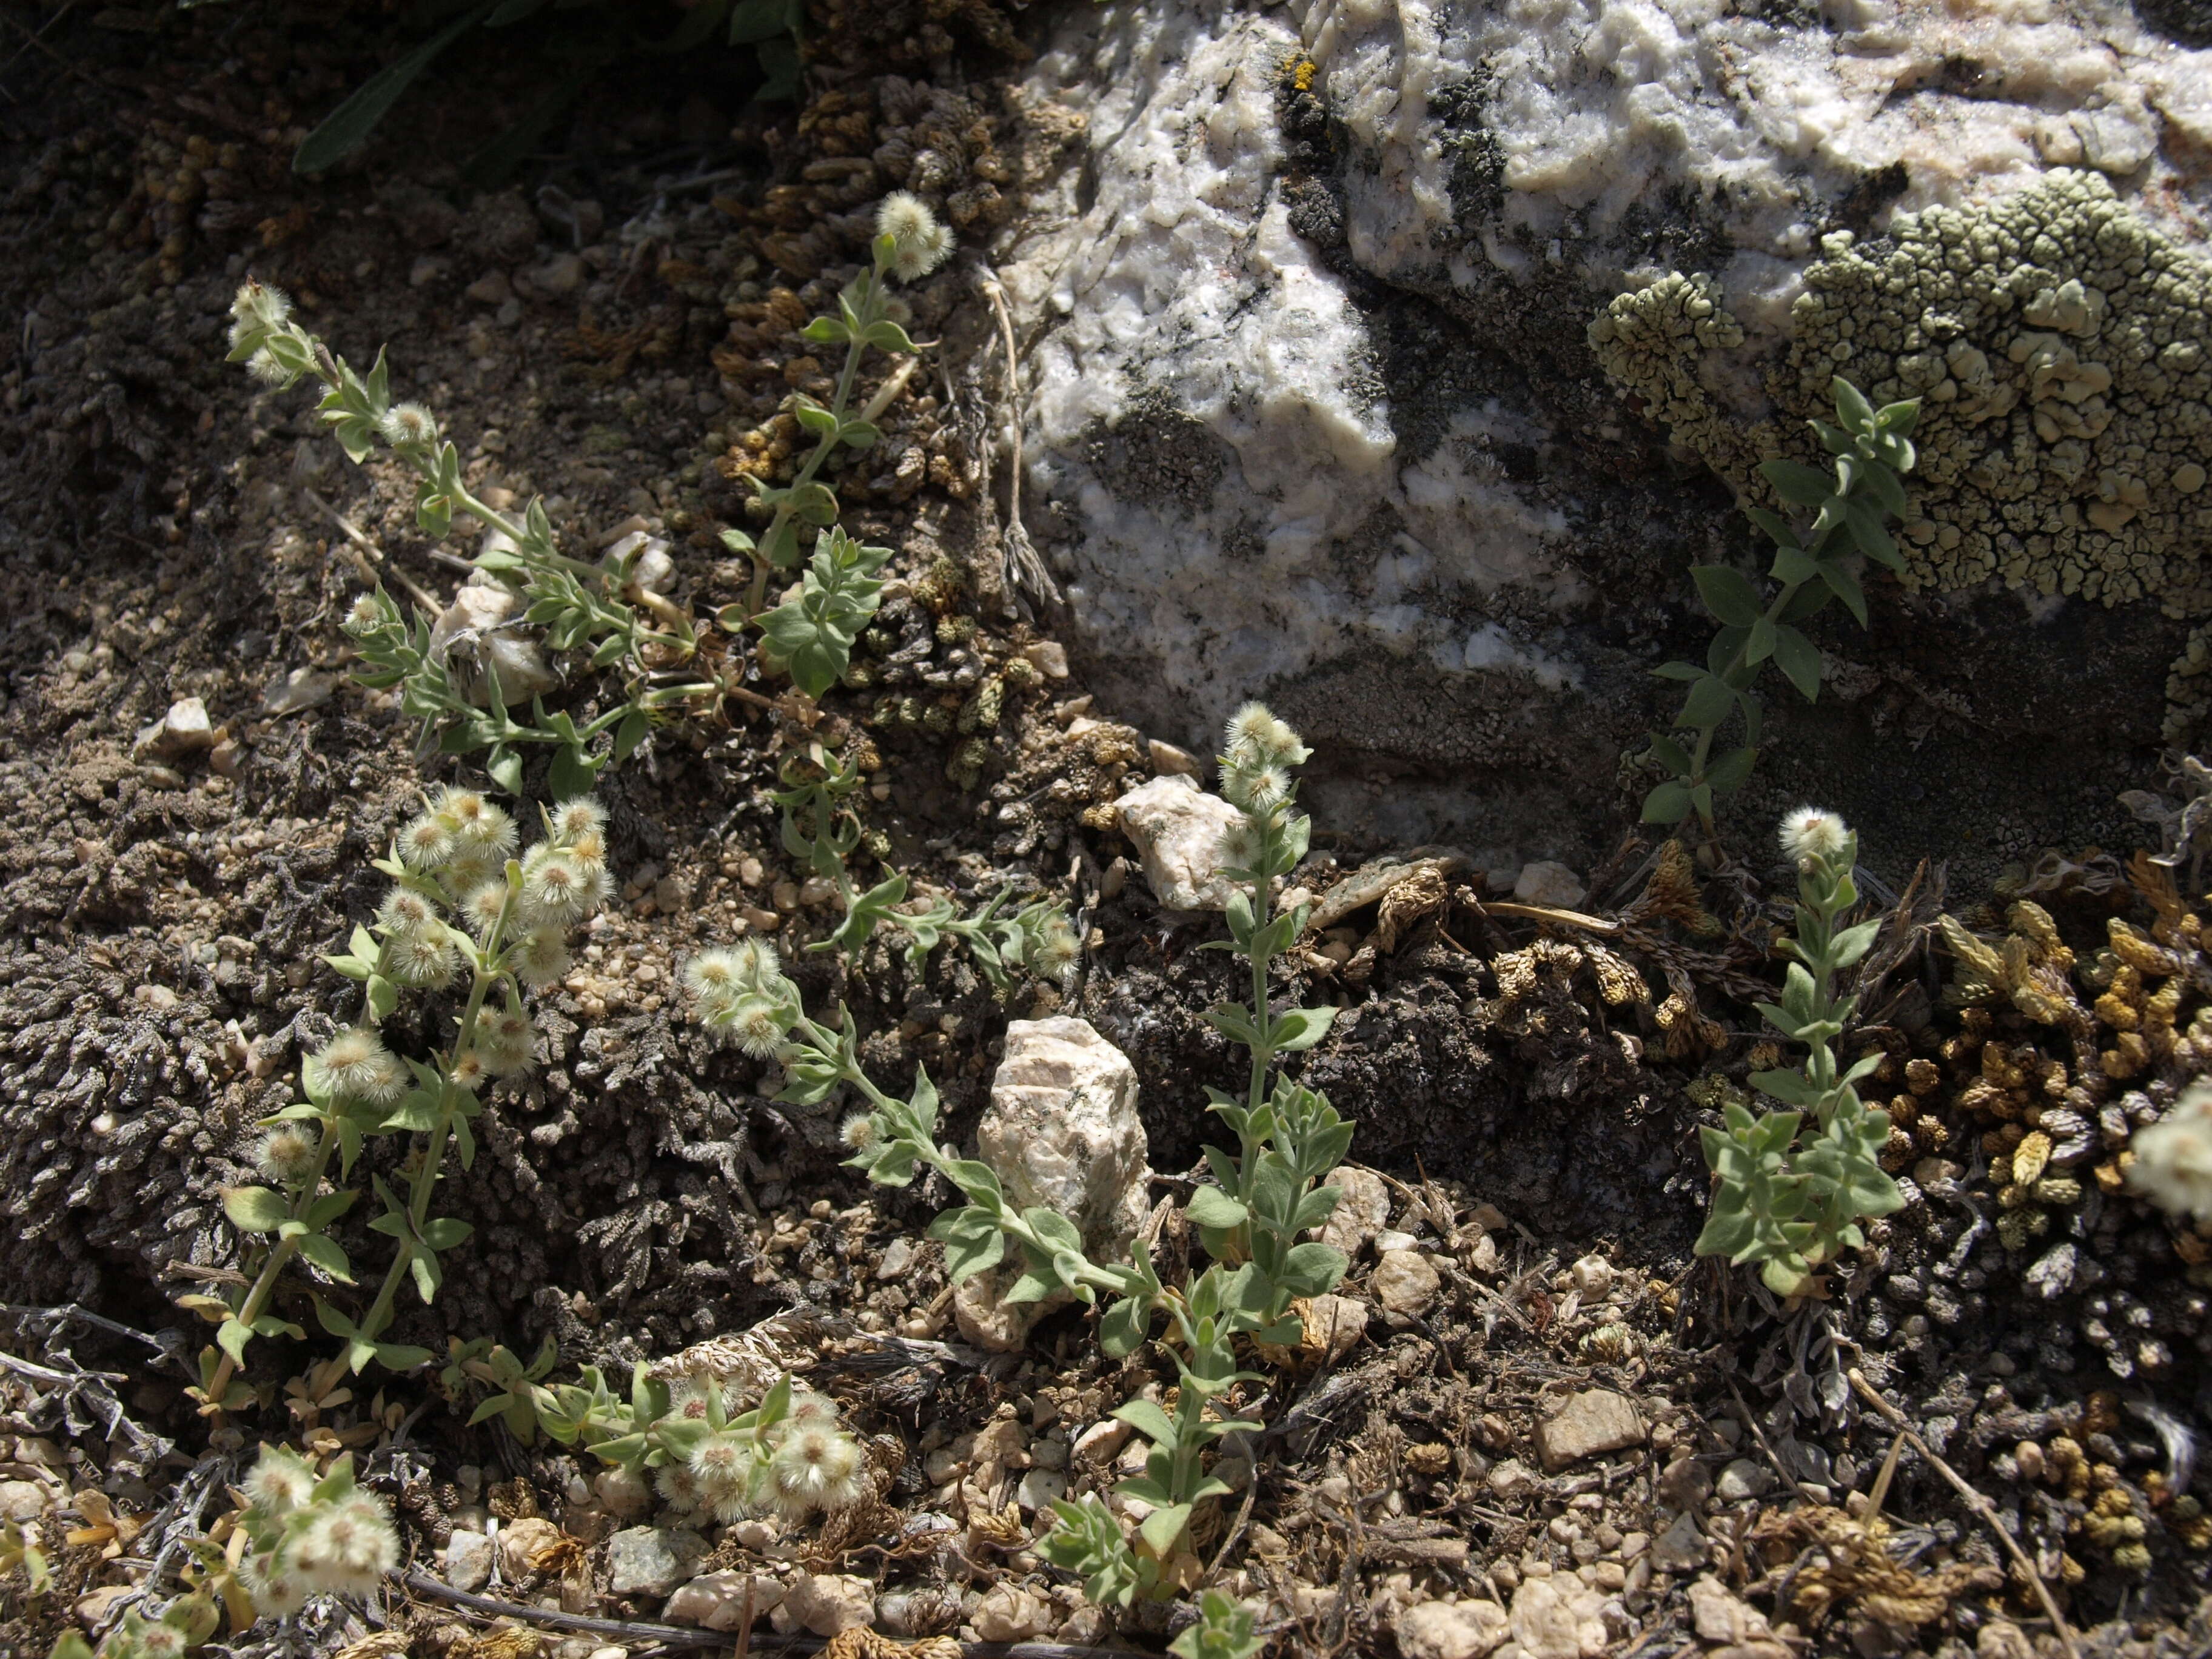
(0, 5), (2207, 1659)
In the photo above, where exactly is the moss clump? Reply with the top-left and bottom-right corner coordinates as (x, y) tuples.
(1593, 171), (2212, 613)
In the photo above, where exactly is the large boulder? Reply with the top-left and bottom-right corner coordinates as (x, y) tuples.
(1000, 0), (2212, 867)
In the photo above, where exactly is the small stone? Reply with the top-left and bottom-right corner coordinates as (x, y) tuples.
(1512, 860), (1587, 908)
(526, 252), (586, 296)
(134, 696), (220, 760)
(1656, 1455), (1712, 1513)
(1148, 738), (1202, 777)
(1115, 773), (1247, 911)
(594, 1467), (652, 1520)
(0, 1481), (47, 1521)
(429, 579), (558, 704)
(1374, 1248), (1441, 1318)
(1487, 1458), (1537, 1498)
(1688, 1576), (1774, 1644)
(1714, 1458), (1774, 1502)
(1534, 1390), (1644, 1472)
(605, 1526), (708, 1598)
(972, 1582), (1054, 1641)
(467, 269), (514, 304)
(2014, 1440), (2045, 1482)
(444, 1529), (494, 1592)
(1319, 1165), (1392, 1255)
(1373, 1228), (1419, 1253)
(877, 1236), (917, 1279)
(665, 1570), (781, 1630)
(2025, 1242), (2077, 1298)
(1016, 1467), (1069, 1512)
(1977, 1621), (2038, 1659)
(1508, 1575), (1609, 1659)
(261, 668), (335, 716)
(956, 1017), (1150, 1351)
(782, 1572), (874, 1635)
(1649, 1509), (1707, 1572)
(1569, 1255), (1614, 1297)
(1591, 1561), (1624, 1592)
(1394, 1598), (1512, 1659)
(499, 1515), (563, 1581)
(1073, 1418), (1133, 1463)
(75, 1586), (135, 1630)
(1022, 640), (1070, 678)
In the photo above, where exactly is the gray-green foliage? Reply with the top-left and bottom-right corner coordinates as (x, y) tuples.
(691, 702), (1353, 1603)
(772, 745), (1078, 988)
(1694, 809), (1903, 1297)
(227, 280), (714, 796)
(1643, 377), (1920, 836)
(1170, 1590), (1267, 1659)
(188, 792), (614, 1412)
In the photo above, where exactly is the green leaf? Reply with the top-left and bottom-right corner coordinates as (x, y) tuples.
(1704, 745), (1757, 794)
(222, 1187), (290, 1234)
(1831, 376), (1877, 435)
(1646, 732), (1693, 776)
(1772, 625), (1823, 701)
(800, 315), (851, 345)
(1745, 615), (1777, 664)
(1691, 565), (1762, 628)
(295, 1233), (355, 1282)
(292, 6), (487, 170)
(863, 318), (918, 354)
(1101, 1294), (1148, 1358)
(1842, 498), (1897, 565)
(1652, 660), (1704, 682)
(1760, 458), (1834, 508)
(1269, 1005), (1337, 1052)
(1138, 1503), (1194, 1557)
(1679, 672), (1734, 730)
(215, 1318), (255, 1364)
(1184, 1186), (1250, 1230)
(374, 1342), (435, 1372)
(1820, 560), (1869, 628)
(1641, 778), (1692, 825)
(1276, 1241), (1349, 1298)
(1113, 1398), (1177, 1447)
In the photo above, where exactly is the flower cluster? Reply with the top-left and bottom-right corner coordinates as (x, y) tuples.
(236, 1446), (398, 1619)
(651, 1376), (868, 1525)
(682, 939), (802, 1057)
(875, 192), (954, 283)
(2130, 1079), (2212, 1224)
(1219, 701), (1312, 819)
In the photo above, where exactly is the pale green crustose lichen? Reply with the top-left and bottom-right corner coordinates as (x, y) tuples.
(1592, 170), (2212, 615)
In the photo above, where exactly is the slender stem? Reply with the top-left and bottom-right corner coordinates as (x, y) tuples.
(744, 269), (882, 620)
(355, 896), (510, 1357)
(203, 1120), (343, 1407)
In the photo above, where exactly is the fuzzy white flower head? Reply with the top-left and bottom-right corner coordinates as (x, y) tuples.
(246, 347), (294, 387)
(2128, 1081), (2212, 1224)
(512, 925), (572, 993)
(1778, 806), (1849, 864)
(460, 878), (513, 940)
(377, 403), (439, 447)
(257, 1125), (321, 1185)
(1224, 764), (1290, 816)
(241, 1549), (307, 1618)
(768, 1424), (868, 1517)
(303, 1027), (406, 1107)
(721, 995), (793, 1059)
(375, 885), (441, 940)
(1223, 701), (1309, 770)
(292, 1492), (398, 1595)
(550, 797), (606, 843)
(655, 1461), (703, 1510)
(345, 593), (386, 632)
(437, 788), (518, 859)
(1031, 915), (1081, 976)
(876, 191), (953, 282)
(231, 278), (292, 334)
(384, 927), (461, 991)
(519, 845), (605, 930)
(132, 1619), (188, 1659)
(840, 1111), (882, 1152)
(243, 1446), (317, 1518)
(397, 807), (460, 871)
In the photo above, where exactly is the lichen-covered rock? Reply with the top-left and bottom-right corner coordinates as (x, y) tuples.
(953, 1017), (1151, 1350)
(1002, 0), (2211, 859)
(1598, 173), (2212, 612)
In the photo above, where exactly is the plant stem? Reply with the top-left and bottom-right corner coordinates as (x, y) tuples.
(744, 282), (877, 620)
(355, 894), (509, 1358)
(203, 1121), (343, 1407)
(1684, 571), (1811, 839)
